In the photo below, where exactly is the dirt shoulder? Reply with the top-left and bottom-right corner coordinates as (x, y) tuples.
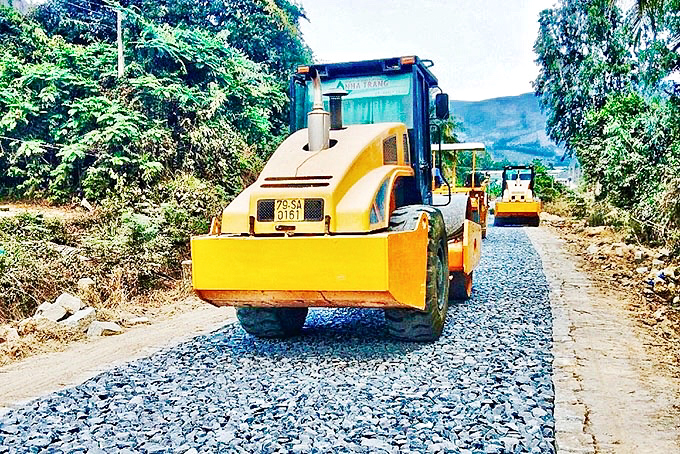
(527, 226), (680, 453)
(0, 302), (234, 408)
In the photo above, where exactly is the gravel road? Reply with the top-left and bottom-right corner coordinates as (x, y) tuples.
(0, 226), (555, 453)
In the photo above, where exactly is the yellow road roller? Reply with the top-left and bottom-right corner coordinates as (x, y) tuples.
(432, 143), (489, 238)
(494, 165), (541, 227)
(190, 57), (482, 341)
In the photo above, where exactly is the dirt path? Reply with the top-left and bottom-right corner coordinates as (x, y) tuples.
(0, 305), (234, 408)
(527, 227), (680, 454)
(0, 202), (81, 220)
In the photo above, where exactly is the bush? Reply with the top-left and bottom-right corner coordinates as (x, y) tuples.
(0, 175), (227, 322)
(0, 214), (90, 320)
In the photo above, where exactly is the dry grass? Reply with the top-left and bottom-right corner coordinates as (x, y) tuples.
(543, 198), (574, 218)
(0, 285), (198, 367)
(0, 318), (84, 366)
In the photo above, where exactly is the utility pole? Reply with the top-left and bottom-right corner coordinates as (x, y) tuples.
(117, 10), (124, 78)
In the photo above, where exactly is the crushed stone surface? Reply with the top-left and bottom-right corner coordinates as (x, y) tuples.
(0, 227), (554, 453)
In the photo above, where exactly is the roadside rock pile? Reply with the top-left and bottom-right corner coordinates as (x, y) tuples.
(30, 291), (123, 337)
(0, 286), (126, 350)
(577, 227), (679, 306)
(640, 262), (679, 303)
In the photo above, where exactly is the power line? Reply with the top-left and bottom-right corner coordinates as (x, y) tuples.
(63, 17), (117, 32)
(0, 136), (99, 157)
(61, 0), (114, 17)
(0, 135), (64, 150)
(84, 0), (118, 11)
(57, 0), (117, 31)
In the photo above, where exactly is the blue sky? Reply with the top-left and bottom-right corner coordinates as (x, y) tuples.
(298, 0), (556, 101)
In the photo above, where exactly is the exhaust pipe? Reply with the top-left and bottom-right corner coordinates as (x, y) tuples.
(324, 88), (348, 130)
(307, 69), (330, 152)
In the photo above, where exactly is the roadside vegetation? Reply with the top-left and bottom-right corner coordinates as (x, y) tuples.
(534, 0), (680, 251)
(0, 1), (311, 323)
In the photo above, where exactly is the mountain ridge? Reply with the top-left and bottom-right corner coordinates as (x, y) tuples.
(450, 92), (564, 165)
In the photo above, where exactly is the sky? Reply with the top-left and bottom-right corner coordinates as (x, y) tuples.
(297, 0), (556, 101)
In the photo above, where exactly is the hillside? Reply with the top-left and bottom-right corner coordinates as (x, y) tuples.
(451, 93), (565, 165)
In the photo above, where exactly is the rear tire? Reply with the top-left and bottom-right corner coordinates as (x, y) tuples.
(449, 271), (473, 300)
(384, 205), (449, 342)
(236, 307), (308, 338)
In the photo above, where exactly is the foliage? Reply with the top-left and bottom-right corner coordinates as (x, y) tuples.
(0, 213), (87, 320)
(535, 0), (680, 250)
(431, 113), (463, 145)
(531, 159), (568, 203)
(32, 0), (312, 79)
(0, 174), (227, 321)
(0, 0), (311, 320)
(533, 0), (632, 154)
(440, 149), (514, 186)
(0, 5), (293, 201)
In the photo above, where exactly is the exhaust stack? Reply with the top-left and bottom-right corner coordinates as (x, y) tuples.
(324, 88), (349, 130)
(307, 69), (330, 151)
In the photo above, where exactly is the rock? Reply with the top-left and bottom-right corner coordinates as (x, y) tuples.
(80, 198), (94, 212)
(0, 326), (19, 343)
(361, 438), (393, 451)
(636, 267), (649, 274)
(586, 244), (599, 255)
(614, 246), (626, 257)
(652, 259), (665, 267)
(0, 228), (559, 454)
(48, 242), (80, 258)
(585, 226), (607, 236)
(663, 266), (677, 280)
(657, 248), (671, 258)
(34, 302), (68, 322)
(60, 307), (96, 332)
(126, 317), (150, 326)
(634, 250), (645, 262)
(86, 321), (123, 337)
(673, 296), (680, 305)
(77, 278), (96, 293)
(55, 293), (83, 314)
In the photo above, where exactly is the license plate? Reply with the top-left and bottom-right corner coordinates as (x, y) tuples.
(274, 199), (304, 222)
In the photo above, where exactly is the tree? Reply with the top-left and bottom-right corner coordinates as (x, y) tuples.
(0, 6), (287, 200)
(533, 0), (632, 155)
(32, 0), (312, 78)
(536, 0), (680, 245)
(531, 158), (567, 203)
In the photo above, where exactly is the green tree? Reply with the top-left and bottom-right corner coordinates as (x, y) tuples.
(32, 0), (312, 78)
(0, 6), (288, 200)
(531, 158), (567, 203)
(533, 0), (632, 155)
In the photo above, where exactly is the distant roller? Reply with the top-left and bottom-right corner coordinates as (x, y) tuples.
(432, 193), (472, 240)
